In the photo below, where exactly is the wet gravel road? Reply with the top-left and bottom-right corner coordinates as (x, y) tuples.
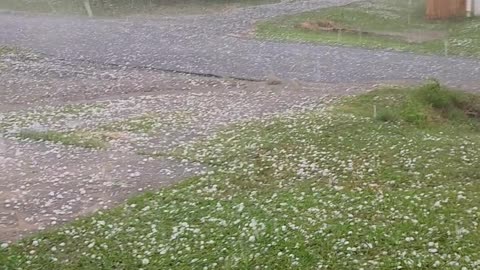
(1, 0), (479, 89)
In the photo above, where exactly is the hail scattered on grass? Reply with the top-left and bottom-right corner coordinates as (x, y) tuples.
(1, 85), (479, 269)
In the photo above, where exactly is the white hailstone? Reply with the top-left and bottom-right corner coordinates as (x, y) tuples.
(248, 235), (256, 242)
(32, 240), (39, 246)
(405, 237), (414, 242)
(142, 258), (150, 265)
(130, 171), (141, 177)
(0, 243), (8, 249)
(236, 203), (245, 213)
(249, 219), (258, 228)
(333, 186), (344, 191)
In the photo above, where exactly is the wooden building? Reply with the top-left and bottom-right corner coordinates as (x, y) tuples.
(426, 0), (466, 19)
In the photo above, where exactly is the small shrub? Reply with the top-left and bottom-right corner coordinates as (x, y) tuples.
(338, 82), (479, 128)
(415, 81), (454, 110)
(400, 99), (428, 126)
(410, 81), (480, 125)
(376, 110), (398, 122)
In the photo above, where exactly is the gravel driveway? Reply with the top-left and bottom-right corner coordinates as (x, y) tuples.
(1, 0), (479, 89)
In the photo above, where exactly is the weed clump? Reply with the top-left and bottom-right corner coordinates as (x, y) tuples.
(17, 130), (107, 149)
(376, 110), (398, 122)
(350, 82), (480, 128)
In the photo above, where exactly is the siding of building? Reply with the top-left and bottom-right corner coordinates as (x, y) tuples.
(426, 0), (466, 19)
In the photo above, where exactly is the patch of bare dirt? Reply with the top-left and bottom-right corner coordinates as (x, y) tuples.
(297, 20), (348, 32)
(297, 20), (447, 43)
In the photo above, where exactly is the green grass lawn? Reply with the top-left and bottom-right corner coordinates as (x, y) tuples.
(2, 83), (480, 269)
(257, 0), (480, 57)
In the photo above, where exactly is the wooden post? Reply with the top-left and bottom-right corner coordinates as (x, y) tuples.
(467, 0), (473, 17)
(83, 0), (93, 17)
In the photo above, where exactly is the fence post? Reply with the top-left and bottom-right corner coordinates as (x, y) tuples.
(83, 0), (93, 17)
